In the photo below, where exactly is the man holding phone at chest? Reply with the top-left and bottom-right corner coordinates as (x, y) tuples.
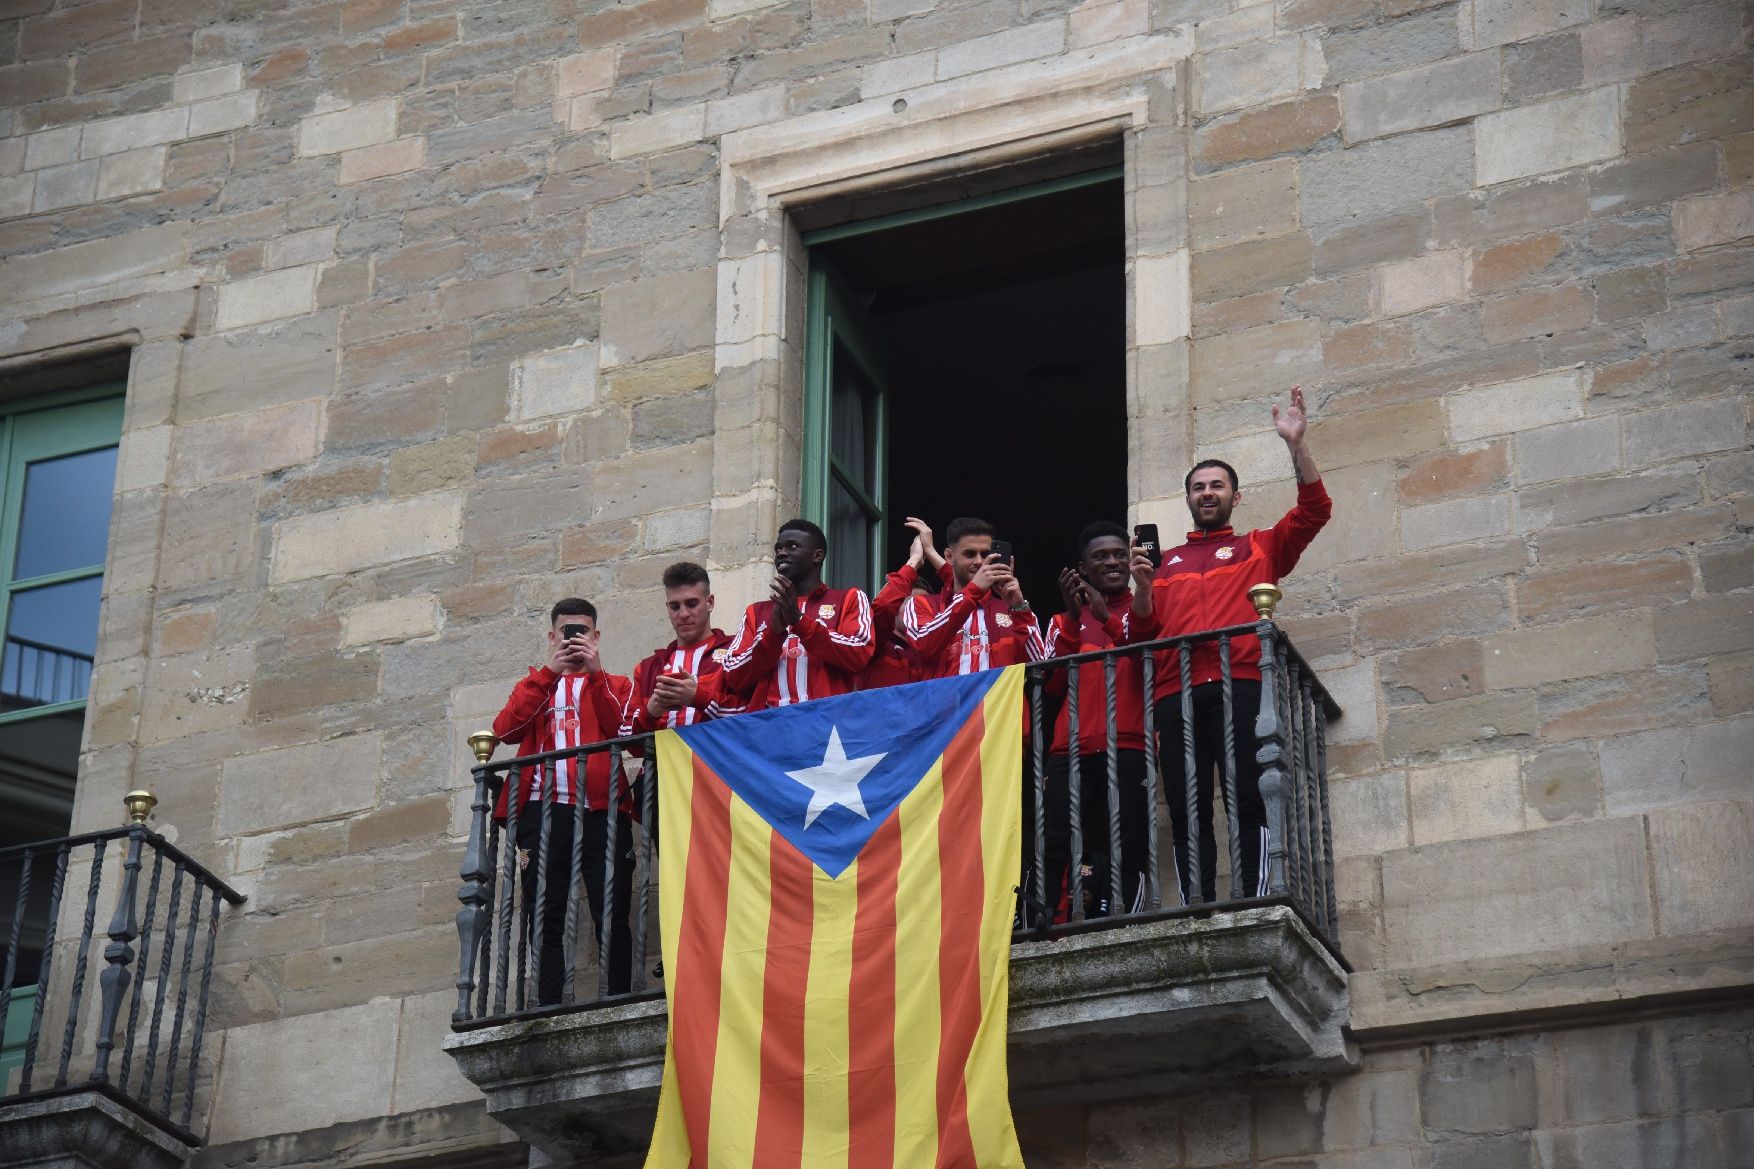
(491, 599), (636, 1002)
(619, 561), (742, 735)
(1130, 387), (1332, 904)
(901, 517), (1047, 676)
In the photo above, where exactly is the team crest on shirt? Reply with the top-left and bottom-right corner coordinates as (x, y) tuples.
(1215, 545), (1235, 560)
(711, 647), (727, 663)
(993, 612), (1014, 628)
(817, 603), (836, 620)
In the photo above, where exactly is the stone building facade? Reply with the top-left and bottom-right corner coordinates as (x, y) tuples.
(0, 0), (1750, 1163)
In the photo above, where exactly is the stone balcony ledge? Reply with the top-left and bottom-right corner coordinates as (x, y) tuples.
(444, 904), (1353, 1165)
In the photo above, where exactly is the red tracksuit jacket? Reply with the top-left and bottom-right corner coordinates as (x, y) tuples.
(1132, 478), (1332, 702)
(861, 561), (954, 689)
(721, 583), (875, 707)
(617, 629), (742, 737)
(1044, 590), (1148, 756)
(902, 581), (1048, 677)
(491, 668), (634, 819)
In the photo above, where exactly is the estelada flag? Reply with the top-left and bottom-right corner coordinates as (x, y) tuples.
(645, 665), (1027, 1169)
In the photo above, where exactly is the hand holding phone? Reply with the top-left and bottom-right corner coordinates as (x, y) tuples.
(989, 539), (1014, 565)
(1133, 525), (1160, 569)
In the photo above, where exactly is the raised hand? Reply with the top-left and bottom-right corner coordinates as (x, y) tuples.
(1129, 538), (1156, 592)
(1058, 567), (1085, 617)
(904, 516), (943, 571)
(1273, 384), (1308, 446)
(575, 629), (603, 675)
(1081, 581), (1110, 623)
(770, 574), (801, 626)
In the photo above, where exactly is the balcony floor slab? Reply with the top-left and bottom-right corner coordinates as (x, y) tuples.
(444, 904), (1352, 1165)
(0, 1088), (193, 1169)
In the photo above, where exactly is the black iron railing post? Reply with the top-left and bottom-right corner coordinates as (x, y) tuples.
(92, 806), (151, 1084)
(455, 732), (498, 1024)
(1249, 584), (1291, 900)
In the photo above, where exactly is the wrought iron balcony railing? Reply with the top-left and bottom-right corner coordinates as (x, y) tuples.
(450, 612), (1341, 1029)
(0, 793), (245, 1147)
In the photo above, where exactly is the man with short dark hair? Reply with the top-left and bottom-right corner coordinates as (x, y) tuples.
(902, 516), (1045, 677)
(491, 598), (635, 1001)
(1040, 521), (1152, 921)
(721, 519), (876, 708)
(1130, 386), (1331, 905)
(619, 561), (741, 735)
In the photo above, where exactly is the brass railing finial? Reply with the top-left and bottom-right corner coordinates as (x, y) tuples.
(468, 731), (498, 764)
(123, 790), (158, 825)
(1248, 583), (1283, 620)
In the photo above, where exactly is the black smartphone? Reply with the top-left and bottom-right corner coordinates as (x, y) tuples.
(560, 623), (589, 641)
(989, 539), (1014, 565)
(1134, 524), (1161, 569)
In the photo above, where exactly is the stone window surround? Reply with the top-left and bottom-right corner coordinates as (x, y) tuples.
(704, 35), (1194, 608)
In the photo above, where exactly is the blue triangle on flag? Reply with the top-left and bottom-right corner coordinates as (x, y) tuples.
(674, 671), (1001, 878)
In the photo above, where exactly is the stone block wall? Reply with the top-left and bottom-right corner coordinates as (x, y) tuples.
(0, 0), (1749, 1161)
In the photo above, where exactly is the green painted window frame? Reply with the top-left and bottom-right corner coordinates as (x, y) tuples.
(0, 382), (125, 728)
(799, 165), (1124, 592)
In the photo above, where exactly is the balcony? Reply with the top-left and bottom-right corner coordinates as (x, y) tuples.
(0, 794), (245, 1169)
(443, 615), (1350, 1166)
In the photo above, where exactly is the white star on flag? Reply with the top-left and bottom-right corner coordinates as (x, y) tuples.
(785, 726), (886, 829)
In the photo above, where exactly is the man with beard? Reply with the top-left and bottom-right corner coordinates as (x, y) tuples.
(721, 518), (875, 708)
(1039, 522), (1152, 922)
(901, 516), (1046, 677)
(1130, 386), (1331, 905)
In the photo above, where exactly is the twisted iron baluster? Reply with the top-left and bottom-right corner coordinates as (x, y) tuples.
(1029, 673), (1046, 932)
(1285, 647), (1309, 910)
(1103, 655), (1123, 914)
(181, 892), (223, 1129)
(1178, 644), (1198, 906)
(1219, 635), (1243, 901)
(524, 759), (558, 1011)
(632, 752), (656, 993)
(139, 862), (184, 1100)
(565, 757), (587, 1005)
(494, 767), (524, 1016)
(1141, 651), (1160, 910)
(1066, 665), (1084, 923)
(0, 850), (33, 1046)
(120, 850), (165, 1091)
(160, 882), (204, 1116)
(56, 838), (108, 1087)
(20, 843), (70, 1092)
(598, 748), (623, 1001)
(477, 812), (500, 1018)
(1312, 681), (1338, 937)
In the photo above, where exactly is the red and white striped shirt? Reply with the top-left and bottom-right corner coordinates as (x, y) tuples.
(903, 582), (1048, 678)
(490, 666), (633, 818)
(720, 584), (875, 708)
(619, 630), (744, 736)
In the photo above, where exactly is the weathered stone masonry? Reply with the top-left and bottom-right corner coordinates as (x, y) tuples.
(0, 0), (1750, 1162)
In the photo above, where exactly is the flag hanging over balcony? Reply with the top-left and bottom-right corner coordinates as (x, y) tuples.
(645, 665), (1026, 1169)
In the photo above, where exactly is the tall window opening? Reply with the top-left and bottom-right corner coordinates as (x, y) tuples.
(801, 167), (1127, 608)
(0, 383), (123, 1002)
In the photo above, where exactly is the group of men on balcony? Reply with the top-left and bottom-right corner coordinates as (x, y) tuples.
(493, 388), (1329, 1002)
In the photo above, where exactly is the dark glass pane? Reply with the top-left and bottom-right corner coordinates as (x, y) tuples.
(829, 478), (872, 591)
(0, 710), (83, 985)
(830, 340), (874, 491)
(13, 447), (118, 580)
(2, 577), (101, 712)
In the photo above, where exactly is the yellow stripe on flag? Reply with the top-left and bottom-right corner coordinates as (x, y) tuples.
(707, 793), (774, 1169)
(890, 756), (945, 1166)
(647, 732), (697, 1169)
(801, 858), (856, 1169)
(966, 666), (1025, 1169)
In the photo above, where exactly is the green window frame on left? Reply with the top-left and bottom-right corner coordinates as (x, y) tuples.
(0, 382), (126, 835)
(801, 258), (890, 595)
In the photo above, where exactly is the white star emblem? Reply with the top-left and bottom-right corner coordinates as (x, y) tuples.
(785, 726), (886, 829)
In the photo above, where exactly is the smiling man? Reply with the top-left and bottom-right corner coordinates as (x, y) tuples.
(720, 518), (876, 709)
(618, 561), (743, 736)
(1130, 386), (1331, 905)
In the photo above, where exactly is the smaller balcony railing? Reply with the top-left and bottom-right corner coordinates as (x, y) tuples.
(450, 609), (1341, 1028)
(0, 793), (245, 1149)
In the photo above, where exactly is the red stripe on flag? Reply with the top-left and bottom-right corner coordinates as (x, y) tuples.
(848, 812), (901, 1169)
(678, 756), (733, 1169)
(935, 705), (988, 1168)
(752, 836), (815, 1168)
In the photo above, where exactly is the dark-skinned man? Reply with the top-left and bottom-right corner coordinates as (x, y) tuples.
(721, 518), (875, 708)
(1129, 386), (1331, 905)
(1039, 522), (1152, 922)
